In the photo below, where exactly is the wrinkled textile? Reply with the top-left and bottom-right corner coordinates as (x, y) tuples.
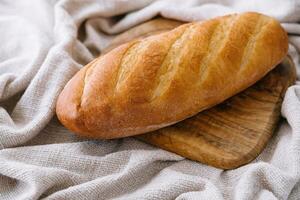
(0, 0), (300, 199)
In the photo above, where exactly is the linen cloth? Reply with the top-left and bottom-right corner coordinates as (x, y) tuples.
(0, 0), (300, 199)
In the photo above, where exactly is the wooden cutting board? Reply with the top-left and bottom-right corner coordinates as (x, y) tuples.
(102, 18), (296, 169)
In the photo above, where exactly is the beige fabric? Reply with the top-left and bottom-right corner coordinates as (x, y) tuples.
(0, 0), (300, 199)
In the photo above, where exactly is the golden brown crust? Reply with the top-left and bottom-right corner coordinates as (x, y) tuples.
(56, 12), (288, 139)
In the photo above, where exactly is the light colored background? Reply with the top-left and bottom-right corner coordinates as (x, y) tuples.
(0, 0), (300, 199)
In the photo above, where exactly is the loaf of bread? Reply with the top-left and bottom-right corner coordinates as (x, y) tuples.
(56, 12), (288, 139)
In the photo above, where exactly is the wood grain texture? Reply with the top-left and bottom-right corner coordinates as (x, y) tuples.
(104, 18), (296, 169)
(137, 57), (295, 169)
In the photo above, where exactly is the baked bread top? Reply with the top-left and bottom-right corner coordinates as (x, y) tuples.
(56, 12), (288, 139)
